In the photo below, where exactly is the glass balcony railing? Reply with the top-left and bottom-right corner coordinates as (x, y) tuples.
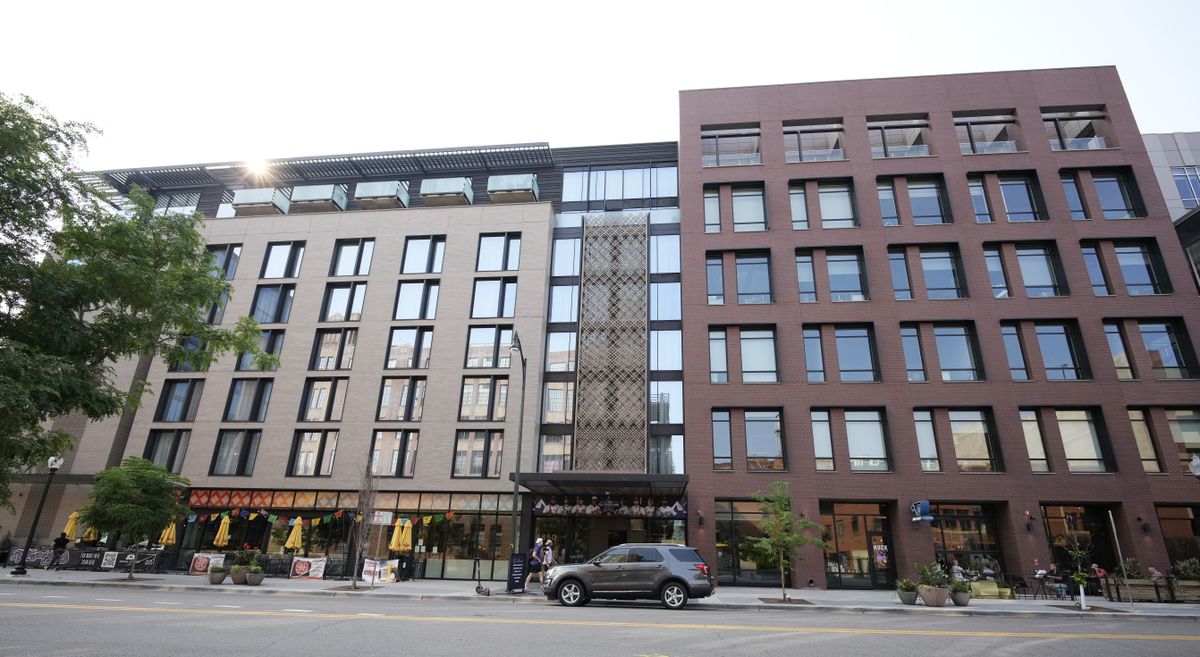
(1052, 136), (1108, 151)
(290, 184), (348, 213)
(354, 180), (409, 209)
(486, 173), (538, 202)
(419, 177), (473, 205)
(232, 188), (290, 216)
(881, 144), (931, 158)
(962, 140), (1018, 154)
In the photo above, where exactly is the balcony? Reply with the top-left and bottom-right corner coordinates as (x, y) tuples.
(289, 184), (348, 213)
(419, 177), (473, 206)
(961, 141), (1019, 155)
(354, 180), (409, 209)
(232, 188), (290, 216)
(1052, 137), (1108, 151)
(486, 173), (538, 203)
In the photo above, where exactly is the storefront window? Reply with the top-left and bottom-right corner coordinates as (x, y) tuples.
(820, 502), (892, 589)
(1040, 505), (1117, 572)
(1156, 506), (1200, 565)
(715, 500), (782, 586)
(930, 504), (1003, 575)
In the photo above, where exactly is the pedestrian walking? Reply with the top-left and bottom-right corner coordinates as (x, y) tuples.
(50, 532), (70, 571)
(542, 540), (555, 580)
(523, 537), (544, 592)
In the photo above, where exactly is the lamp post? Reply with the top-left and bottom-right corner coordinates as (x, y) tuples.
(507, 330), (528, 592)
(11, 456), (64, 576)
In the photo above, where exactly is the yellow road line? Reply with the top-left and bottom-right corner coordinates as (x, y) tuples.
(2, 602), (1198, 642)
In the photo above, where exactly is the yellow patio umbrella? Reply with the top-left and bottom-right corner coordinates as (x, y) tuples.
(212, 515), (231, 548)
(158, 523), (177, 546)
(82, 527), (99, 542)
(387, 520), (404, 552)
(284, 519), (303, 550)
(62, 511), (80, 541)
(398, 520), (413, 552)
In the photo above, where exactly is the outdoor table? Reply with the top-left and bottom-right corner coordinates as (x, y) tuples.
(1031, 576), (1053, 600)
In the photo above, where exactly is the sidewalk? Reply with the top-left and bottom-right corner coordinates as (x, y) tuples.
(5, 569), (1200, 621)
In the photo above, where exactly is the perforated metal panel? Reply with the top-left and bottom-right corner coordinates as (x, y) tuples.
(573, 212), (648, 473)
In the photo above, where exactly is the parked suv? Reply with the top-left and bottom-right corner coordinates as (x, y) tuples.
(543, 543), (713, 609)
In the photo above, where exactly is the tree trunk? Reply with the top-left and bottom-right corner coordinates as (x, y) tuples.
(779, 550), (787, 601)
(128, 547), (137, 581)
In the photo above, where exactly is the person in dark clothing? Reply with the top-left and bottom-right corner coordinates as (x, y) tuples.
(50, 533), (70, 571)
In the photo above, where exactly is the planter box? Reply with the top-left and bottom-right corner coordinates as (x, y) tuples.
(229, 569), (248, 585)
(245, 572), (265, 586)
(918, 586), (949, 607)
(897, 590), (918, 605)
(950, 592), (971, 607)
(970, 581), (1000, 599)
(1174, 580), (1200, 603)
(208, 572), (227, 585)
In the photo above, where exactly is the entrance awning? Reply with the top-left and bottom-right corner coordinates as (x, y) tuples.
(510, 472), (687, 498)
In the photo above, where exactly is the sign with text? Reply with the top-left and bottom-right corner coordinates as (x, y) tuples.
(372, 511), (394, 526)
(532, 494), (686, 519)
(290, 557), (327, 580)
(188, 553), (226, 575)
(507, 553), (527, 593)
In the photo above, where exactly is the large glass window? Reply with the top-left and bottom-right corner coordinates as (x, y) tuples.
(983, 247), (1010, 298)
(716, 500), (784, 586)
(1062, 174), (1088, 220)
(1001, 324), (1029, 381)
(1128, 410), (1161, 473)
(289, 430), (338, 477)
(999, 176), (1041, 222)
(846, 410), (889, 472)
(1139, 321), (1195, 379)
(477, 233), (521, 272)
(913, 411), (940, 471)
(549, 285), (579, 323)
(701, 125), (761, 167)
(542, 381), (575, 424)
(261, 241), (304, 278)
(402, 236), (446, 274)
(385, 327), (433, 369)
(394, 280), (439, 320)
(465, 326), (512, 369)
(471, 278), (517, 318)
(812, 410), (834, 471)
(1173, 166), (1200, 209)
(539, 434), (572, 473)
(796, 251), (817, 302)
(649, 435), (685, 475)
(819, 182), (856, 228)
(1020, 410), (1050, 472)
(156, 379), (204, 422)
(1036, 323), (1088, 380)
(208, 243), (241, 279)
(1093, 172), (1137, 219)
(950, 410), (999, 472)
(331, 238), (374, 276)
(930, 504), (1004, 575)
(320, 282), (366, 322)
(706, 255), (724, 304)
(745, 410), (784, 471)
(1044, 109), (1108, 150)
(889, 248), (912, 300)
(868, 117), (931, 158)
(1167, 409), (1200, 471)
(920, 247), (965, 299)
(732, 188), (766, 232)
(709, 329), (728, 383)
(712, 411), (732, 470)
(878, 181), (899, 226)
(300, 378), (348, 422)
(1103, 322), (1135, 380)
(650, 234), (681, 274)
(740, 329), (778, 383)
(968, 177), (992, 223)
(804, 327), (825, 383)
(1081, 244), (1111, 296)
(453, 430), (503, 478)
(377, 377), (426, 421)
(735, 254), (772, 304)
(211, 430), (260, 476)
(835, 326), (878, 382)
(310, 328), (355, 371)
(251, 284), (295, 323)
(650, 330), (683, 371)
(827, 250), (867, 301)
(934, 325), (982, 381)
(545, 332), (577, 372)
(1056, 409), (1108, 472)
(371, 430), (418, 477)
(1016, 246), (1065, 297)
(704, 189), (721, 233)
(460, 376), (508, 421)
(955, 113), (1018, 153)
(901, 325), (925, 382)
(144, 430), (189, 474)
(649, 381), (683, 424)
(552, 238), (582, 276)
(909, 179), (950, 225)
(790, 185), (808, 230)
(224, 378), (272, 422)
(784, 120), (845, 162)
(1115, 243), (1168, 295)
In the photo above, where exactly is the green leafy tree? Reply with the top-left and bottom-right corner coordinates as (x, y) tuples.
(0, 93), (271, 508)
(744, 481), (829, 601)
(78, 458), (190, 580)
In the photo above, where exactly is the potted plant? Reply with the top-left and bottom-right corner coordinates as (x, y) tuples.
(915, 562), (950, 607)
(229, 564), (248, 584)
(245, 564), (265, 586)
(950, 579), (971, 606)
(1171, 558), (1200, 602)
(229, 545), (258, 585)
(208, 564), (228, 585)
(896, 578), (918, 605)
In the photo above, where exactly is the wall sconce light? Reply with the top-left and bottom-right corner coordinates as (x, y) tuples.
(697, 513), (704, 528)
(1137, 516), (1151, 534)
(1024, 510), (1036, 533)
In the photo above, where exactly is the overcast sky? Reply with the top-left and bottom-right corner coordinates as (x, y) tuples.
(4, 0), (1197, 171)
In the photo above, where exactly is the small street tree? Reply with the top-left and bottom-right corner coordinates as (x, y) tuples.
(350, 457), (376, 590)
(745, 481), (829, 602)
(78, 458), (190, 580)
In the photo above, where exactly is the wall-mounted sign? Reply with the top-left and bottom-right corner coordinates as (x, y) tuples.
(911, 500), (934, 523)
(533, 494), (686, 519)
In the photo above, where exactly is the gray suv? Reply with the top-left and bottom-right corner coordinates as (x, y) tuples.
(542, 543), (714, 609)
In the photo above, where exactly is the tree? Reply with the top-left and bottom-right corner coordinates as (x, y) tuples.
(350, 458), (377, 590)
(78, 457), (190, 580)
(744, 481), (829, 601)
(0, 93), (270, 508)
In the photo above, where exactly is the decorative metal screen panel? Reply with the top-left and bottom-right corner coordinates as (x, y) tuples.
(573, 212), (648, 472)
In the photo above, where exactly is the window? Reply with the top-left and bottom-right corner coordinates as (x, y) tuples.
(706, 255), (724, 304)
(545, 332), (577, 372)
(955, 113), (1018, 154)
(712, 411), (732, 470)
(453, 431), (504, 477)
(919, 247), (965, 299)
(460, 376), (508, 421)
(701, 124), (761, 167)
(1128, 410), (1161, 473)
(237, 329), (284, 371)
(1115, 243), (1169, 295)
(289, 430), (338, 477)
(901, 325), (925, 382)
(968, 177), (992, 223)
(704, 189), (721, 233)
(878, 181), (899, 226)
(650, 282), (681, 321)
(1081, 245), (1111, 296)
(1016, 246), (1065, 297)
(709, 329), (728, 383)
(804, 327), (825, 383)
(552, 238), (582, 276)
(224, 379), (272, 422)
(827, 250), (867, 301)
(1021, 410), (1050, 472)
(377, 377), (426, 421)
(745, 410), (784, 471)
(812, 410), (834, 471)
(386, 327), (433, 369)
(471, 278), (517, 318)
(999, 176), (1041, 222)
(1093, 172), (1137, 219)
(888, 248), (912, 300)
(740, 329), (777, 382)
(1173, 166), (1200, 209)
(477, 233), (520, 272)
(649, 381), (683, 424)
(321, 282), (366, 322)
(1103, 322), (1135, 380)
(539, 434), (572, 473)
(1167, 409), (1200, 471)
(835, 326), (878, 382)
(371, 430), (418, 477)
(913, 411), (940, 471)
(846, 410), (889, 471)
(650, 330), (683, 371)
(868, 116), (931, 158)
(394, 280), (440, 319)
(561, 166), (678, 203)
(145, 430), (189, 474)
(331, 238), (374, 276)
(732, 188), (766, 232)
(649, 435), (685, 474)
(1055, 409), (1107, 472)
(818, 182), (856, 228)
(789, 185), (808, 229)
(251, 284), (295, 323)
(1036, 323), (1088, 380)
(796, 251), (817, 302)
(1062, 174), (1088, 220)
(465, 326), (512, 368)
(983, 247), (1010, 298)
(1001, 324), (1029, 381)
(650, 234), (680, 273)
(735, 254), (772, 304)
(211, 430), (260, 476)
(209, 244), (241, 279)
(934, 325), (982, 381)
(261, 241), (304, 278)
(549, 285), (579, 322)
(1139, 321), (1195, 379)
(402, 236), (446, 274)
(155, 379), (204, 422)
(542, 381), (575, 424)
(1044, 108), (1108, 150)
(950, 410), (999, 472)
(909, 179), (950, 225)
(784, 120), (844, 162)
(300, 378), (349, 421)
(168, 337), (205, 373)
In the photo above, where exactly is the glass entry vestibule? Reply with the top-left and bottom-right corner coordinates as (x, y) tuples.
(820, 502), (895, 589)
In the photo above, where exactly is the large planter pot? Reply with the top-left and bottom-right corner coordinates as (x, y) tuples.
(897, 590), (918, 605)
(229, 569), (248, 585)
(918, 586), (950, 607)
(245, 572), (265, 586)
(950, 591), (971, 607)
(1174, 580), (1200, 603)
(208, 572), (228, 585)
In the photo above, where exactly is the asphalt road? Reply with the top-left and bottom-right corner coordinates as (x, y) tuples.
(0, 587), (1197, 657)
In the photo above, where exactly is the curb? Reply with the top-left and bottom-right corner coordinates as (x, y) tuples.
(3, 578), (1198, 622)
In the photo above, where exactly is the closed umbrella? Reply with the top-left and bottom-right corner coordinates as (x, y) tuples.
(388, 520), (404, 552)
(212, 515), (231, 548)
(82, 527), (99, 542)
(63, 511), (80, 541)
(158, 523), (177, 546)
(284, 519), (303, 550)
(398, 520), (413, 552)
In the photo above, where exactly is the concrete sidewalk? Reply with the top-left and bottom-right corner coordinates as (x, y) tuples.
(4, 569), (1199, 621)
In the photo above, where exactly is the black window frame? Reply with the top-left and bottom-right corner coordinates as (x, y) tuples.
(298, 377), (350, 422)
(377, 377), (427, 422)
(260, 241), (305, 279)
(250, 284), (296, 324)
(223, 377), (273, 423)
(394, 279), (440, 320)
(451, 430), (504, 478)
(144, 429), (190, 474)
(310, 328), (358, 371)
(470, 277), (518, 318)
(287, 429), (339, 478)
(371, 429), (419, 478)
(401, 235), (446, 275)
(476, 233), (522, 272)
(330, 238), (375, 277)
(155, 379), (204, 422)
(209, 429), (261, 476)
(320, 281), (367, 322)
(237, 329), (285, 372)
(385, 326), (434, 369)
(458, 375), (509, 421)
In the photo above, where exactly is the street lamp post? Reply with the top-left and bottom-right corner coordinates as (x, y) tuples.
(507, 331), (528, 593)
(11, 456), (64, 576)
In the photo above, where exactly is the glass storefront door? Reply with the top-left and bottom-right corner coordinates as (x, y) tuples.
(820, 502), (894, 589)
(1041, 505), (1118, 572)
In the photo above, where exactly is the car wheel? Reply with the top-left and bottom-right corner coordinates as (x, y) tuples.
(660, 582), (688, 609)
(557, 580), (587, 607)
